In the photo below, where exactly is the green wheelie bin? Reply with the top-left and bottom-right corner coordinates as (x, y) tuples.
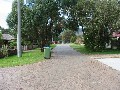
(44, 47), (51, 59)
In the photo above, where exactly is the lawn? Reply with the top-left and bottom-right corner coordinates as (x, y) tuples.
(0, 44), (57, 68)
(70, 44), (120, 55)
(0, 48), (44, 67)
(50, 44), (57, 49)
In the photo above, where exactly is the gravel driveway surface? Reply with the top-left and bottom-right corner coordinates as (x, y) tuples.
(0, 44), (120, 90)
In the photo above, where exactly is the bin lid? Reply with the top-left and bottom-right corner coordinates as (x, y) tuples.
(44, 47), (50, 49)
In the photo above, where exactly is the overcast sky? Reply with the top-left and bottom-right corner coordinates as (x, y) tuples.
(0, 0), (14, 29)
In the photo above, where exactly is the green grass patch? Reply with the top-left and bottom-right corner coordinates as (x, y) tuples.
(70, 43), (120, 55)
(0, 48), (44, 68)
(50, 44), (57, 49)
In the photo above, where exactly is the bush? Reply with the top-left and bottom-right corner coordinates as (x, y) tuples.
(8, 49), (17, 56)
(84, 27), (108, 51)
(0, 51), (5, 58)
(70, 36), (76, 43)
(75, 36), (84, 44)
(60, 30), (76, 43)
(1, 45), (8, 57)
(0, 45), (17, 58)
(22, 40), (31, 45)
(9, 40), (17, 49)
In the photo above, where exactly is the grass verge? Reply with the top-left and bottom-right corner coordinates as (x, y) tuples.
(50, 44), (57, 49)
(70, 43), (120, 55)
(0, 48), (44, 68)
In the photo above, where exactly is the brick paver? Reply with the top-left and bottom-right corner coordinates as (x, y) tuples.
(0, 44), (120, 90)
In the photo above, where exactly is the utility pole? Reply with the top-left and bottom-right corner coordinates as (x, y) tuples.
(17, 0), (22, 57)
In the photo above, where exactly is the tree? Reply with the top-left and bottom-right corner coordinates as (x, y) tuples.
(77, 0), (120, 51)
(6, 0), (60, 52)
(7, 0), (120, 52)
(32, 0), (60, 51)
(0, 26), (4, 30)
(70, 36), (76, 43)
(60, 30), (76, 43)
(60, 0), (79, 31)
(0, 26), (10, 34)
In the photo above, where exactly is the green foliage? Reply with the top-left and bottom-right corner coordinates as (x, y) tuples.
(61, 0), (79, 31)
(75, 35), (84, 44)
(60, 30), (76, 43)
(0, 32), (3, 48)
(66, 18), (79, 31)
(9, 40), (17, 49)
(22, 40), (31, 45)
(84, 27), (107, 51)
(77, 0), (120, 51)
(6, 0), (60, 51)
(50, 44), (56, 50)
(1, 45), (8, 57)
(0, 31), (2, 42)
(0, 26), (10, 34)
(0, 26), (4, 30)
(70, 36), (76, 43)
(6, 0), (120, 52)
(61, 0), (78, 8)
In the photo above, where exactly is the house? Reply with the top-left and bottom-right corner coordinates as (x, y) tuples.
(2, 34), (15, 40)
(0, 34), (16, 58)
(111, 31), (120, 49)
(2, 34), (15, 45)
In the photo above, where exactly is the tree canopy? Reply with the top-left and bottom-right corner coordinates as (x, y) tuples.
(6, 0), (120, 51)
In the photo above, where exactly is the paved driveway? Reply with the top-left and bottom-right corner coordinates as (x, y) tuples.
(97, 58), (120, 71)
(0, 44), (120, 90)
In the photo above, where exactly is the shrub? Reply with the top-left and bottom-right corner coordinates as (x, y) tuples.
(1, 45), (8, 57)
(8, 49), (17, 56)
(70, 36), (76, 43)
(60, 30), (76, 43)
(75, 36), (84, 44)
(9, 41), (17, 49)
(0, 51), (5, 58)
(22, 40), (31, 45)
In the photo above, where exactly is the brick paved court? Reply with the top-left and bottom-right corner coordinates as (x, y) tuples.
(0, 44), (120, 90)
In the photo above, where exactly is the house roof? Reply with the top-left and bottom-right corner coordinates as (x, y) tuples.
(2, 34), (15, 40)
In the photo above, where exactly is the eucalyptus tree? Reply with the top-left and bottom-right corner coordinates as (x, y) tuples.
(6, 0), (60, 52)
(77, 0), (120, 51)
(6, 0), (36, 44)
(7, 0), (120, 52)
(60, 29), (76, 43)
(6, 0), (18, 34)
(60, 0), (79, 31)
(32, 0), (60, 51)
(0, 26), (4, 30)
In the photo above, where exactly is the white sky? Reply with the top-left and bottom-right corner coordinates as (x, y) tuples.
(0, 0), (14, 29)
